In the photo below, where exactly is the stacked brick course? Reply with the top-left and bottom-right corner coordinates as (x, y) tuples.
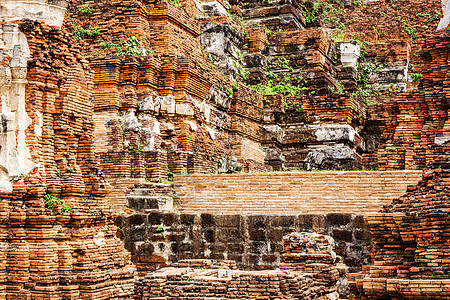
(348, 151), (450, 299)
(0, 19), (136, 299)
(175, 170), (422, 214)
(64, 0), (377, 208)
(317, 0), (450, 171)
(373, 32), (450, 171)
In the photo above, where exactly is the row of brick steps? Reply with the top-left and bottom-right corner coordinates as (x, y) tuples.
(173, 170), (422, 215)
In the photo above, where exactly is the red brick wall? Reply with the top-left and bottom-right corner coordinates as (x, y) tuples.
(175, 170), (422, 214)
(0, 20), (136, 299)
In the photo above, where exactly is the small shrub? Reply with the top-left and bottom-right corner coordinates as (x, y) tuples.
(72, 26), (100, 41)
(61, 203), (72, 213)
(45, 194), (71, 213)
(77, 4), (93, 14)
(45, 194), (61, 210)
(101, 37), (154, 57)
(411, 73), (423, 82)
(168, 0), (182, 8)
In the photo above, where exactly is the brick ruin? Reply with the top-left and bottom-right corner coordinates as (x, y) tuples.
(347, 154), (450, 299)
(0, 2), (136, 299)
(134, 232), (341, 299)
(0, 0), (449, 299)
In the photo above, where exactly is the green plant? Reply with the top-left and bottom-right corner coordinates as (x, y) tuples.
(428, 11), (441, 23)
(239, 69), (250, 80)
(72, 26), (100, 41)
(207, 52), (215, 63)
(100, 40), (117, 50)
(77, 4), (93, 14)
(167, 171), (174, 181)
(404, 25), (417, 40)
(168, 0), (182, 7)
(125, 36), (141, 56)
(332, 31), (345, 42)
(300, 1), (322, 25)
(45, 194), (61, 210)
(411, 73), (423, 82)
(113, 36), (153, 57)
(357, 61), (381, 87)
(67, 164), (75, 173)
(324, 17), (338, 26)
(251, 78), (306, 97)
(335, 80), (344, 94)
(156, 226), (164, 233)
(226, 88), (233, 97)
(355, 40), (369, 59)
(61, 203), (71, 213)
(274, 57), (292, 71)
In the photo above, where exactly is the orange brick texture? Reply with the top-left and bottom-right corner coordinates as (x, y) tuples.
(0, 20), (136, 299)
(347, 152), (450, 300)
(373, 33), (450, 171)
(174, 170), (422, 215)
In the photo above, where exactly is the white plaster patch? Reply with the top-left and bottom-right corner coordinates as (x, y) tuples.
(340, 42), (360, 69)
(158, 96), (175, 114)
(205, 126), (215, 140)
(0, 0), (69, 28)
(435, 136), (450, 145)
(153, 120), (161, 135)
(123, 109), (140, 132)
(176, 103), (194, 116)
(201, 101), (211, 122)
(139, 96), (161, 114)
(186, 120), (198, 131)
(314, 124), (356, 142)
(93, 231), (105, 247)
(0, 24), (35, 192)
(438, 0), (450, 31)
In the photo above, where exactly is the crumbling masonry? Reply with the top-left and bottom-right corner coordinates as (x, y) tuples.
(0, 0), (449, 299)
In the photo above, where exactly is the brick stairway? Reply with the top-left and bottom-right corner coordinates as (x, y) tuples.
(174, 171), (422, 214)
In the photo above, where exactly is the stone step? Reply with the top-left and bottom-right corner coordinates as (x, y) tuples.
(127, 195), (173, 212)
(129, 188), (159, 196)
(134, 182), (173, 189)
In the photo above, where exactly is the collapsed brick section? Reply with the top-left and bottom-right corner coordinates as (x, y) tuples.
(315, 0), (449, 171)
(0, 20), (136, 299)
(134, 232), (340, 299)
(62, 0), (449, 192)
(65, 0), (376, 213)
(66, 0), (275, 210)
(348, 151), (450, 299)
